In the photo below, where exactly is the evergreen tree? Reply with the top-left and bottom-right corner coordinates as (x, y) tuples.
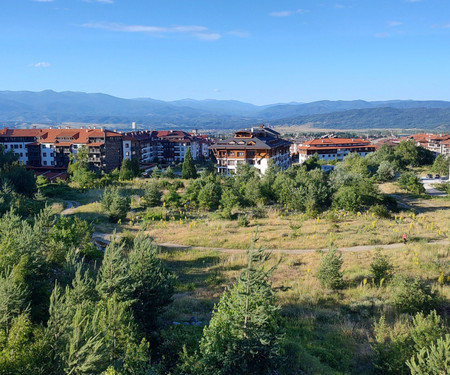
(0, 267), (28, 334)
(407, 334), (450, 375)
(119, 159), (135, 181)
(101, 187), (131, 222)
(198, 181), (222, 210)
(316, 247), (344, 290)
(130, 157), (140, 177)
(142, 183), (162, 208)
(64, 308), (106, 375)
(128, 235), (175, 337)
(151, 166), (161, 179)
(163, 187), (180, 208)
(431, 154), (450, 176)
(199, 235), (283, 374)
(181, 148), (197, 179)
(96, 240), (131, 301)
(163, 166), (175, 179)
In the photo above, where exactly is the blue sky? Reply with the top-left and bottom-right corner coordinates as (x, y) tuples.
(1, 0), (450, 104)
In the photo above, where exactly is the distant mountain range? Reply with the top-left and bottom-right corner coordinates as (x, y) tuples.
(1, 90), (450, 131)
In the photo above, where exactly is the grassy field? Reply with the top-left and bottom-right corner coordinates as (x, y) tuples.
(55, 177), (449, 373)
(157, 240), (449, 373)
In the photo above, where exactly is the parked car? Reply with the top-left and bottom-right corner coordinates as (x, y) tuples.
(426, 173), (433, 178)
(435, 174), (440, 179)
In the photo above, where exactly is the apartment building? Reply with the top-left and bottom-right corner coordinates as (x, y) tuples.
(295, 136), (376, 163)
(122, 130), (211, 165)
(0, 127), (124, 172)
(406, 133), (450, 155)
(210, 125), (291, 175)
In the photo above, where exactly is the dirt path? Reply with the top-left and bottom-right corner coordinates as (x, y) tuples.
(60, 201), (80, 216)
(156, 239), (450, 254)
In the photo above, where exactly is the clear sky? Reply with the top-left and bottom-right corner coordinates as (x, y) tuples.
(1, 0), (450, 105)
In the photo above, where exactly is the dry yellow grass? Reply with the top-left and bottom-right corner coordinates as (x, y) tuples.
(158, 241), (450, 323)
(144, 206), (449, 250)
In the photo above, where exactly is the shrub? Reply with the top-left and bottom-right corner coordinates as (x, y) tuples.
(332, 186), (361, 212)
(142, 183), (162, 208)
(407, 334), (450, 375)
(163, 187), (181, 208)
(391, 275), (439, 314)
(100, 186), (131, 222)
(370, 249), (394, 286)
(370, 204), (391, 219)
(237, 215), (249, 227)
(316, 247), (344, 290)
(398, 172), (425, 195)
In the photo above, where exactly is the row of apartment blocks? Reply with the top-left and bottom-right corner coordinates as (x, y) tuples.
(406, 133), (450, 156)
(290, 135), (376, 163)
(0, 127), (212, 173)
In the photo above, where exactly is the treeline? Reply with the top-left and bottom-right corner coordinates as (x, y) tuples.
(139, 140), (435, 218)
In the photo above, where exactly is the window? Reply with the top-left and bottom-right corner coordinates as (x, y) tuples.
(125, 143), (130, 148)
(229, 152), (235, 156)
(14, 145), (18, 149)
(4, 145), (7, 149)
(51, 161), (55, 166)
(43, 161), (47, 166)
(126, 152), (130, 156)
(20, 153), (23, 157)
(237, 152), (244, 157)
(43, 152), (47, 157)
(19, 145), (22, 148)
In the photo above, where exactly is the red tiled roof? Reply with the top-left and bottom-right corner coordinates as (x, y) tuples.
(301, 138), (371, 146)
(298, 144), (375, 151)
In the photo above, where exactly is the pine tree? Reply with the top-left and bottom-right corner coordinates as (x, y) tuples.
(128, 235), (175, 338)
(199, 234), (283, 374)
(0, 268), (28, 334)
(181, 148), (197, 179)
(101, 187), (131, 222)
(163, 166), (175, 179)
(64, 308), (106, 375)
(96, 239), (131, 301)
(151, 166), (161, 179)
(407, 334), (450, 375)
(316, 247), (344, 290)
(142, 183), (162, 208)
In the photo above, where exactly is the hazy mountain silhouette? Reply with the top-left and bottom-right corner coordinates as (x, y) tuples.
(0, 90), (449, 130)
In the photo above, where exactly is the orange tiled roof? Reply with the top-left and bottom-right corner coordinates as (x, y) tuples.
(302, 138), (371, 146)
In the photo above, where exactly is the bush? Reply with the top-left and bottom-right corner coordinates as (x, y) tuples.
(372, 311), (445, 375)
(407, 334), (450, 375)
(142, 183), (162, 208)
(370, 249), (394, 286)
(100, 186), (131, 222)
(398, 172), (425, 195)
(316, 247), (344, 290)
(370, 204), (391, 219)
(391, 275), (439, 314)
(237, 215), (249, 227)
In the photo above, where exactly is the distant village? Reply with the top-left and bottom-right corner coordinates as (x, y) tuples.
(0, 124), (449, 180)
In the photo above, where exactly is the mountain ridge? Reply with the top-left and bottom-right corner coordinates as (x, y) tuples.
(0, 90), (449, 131)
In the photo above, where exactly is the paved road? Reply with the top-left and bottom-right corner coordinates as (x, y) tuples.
(420, 178), (447, 197)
